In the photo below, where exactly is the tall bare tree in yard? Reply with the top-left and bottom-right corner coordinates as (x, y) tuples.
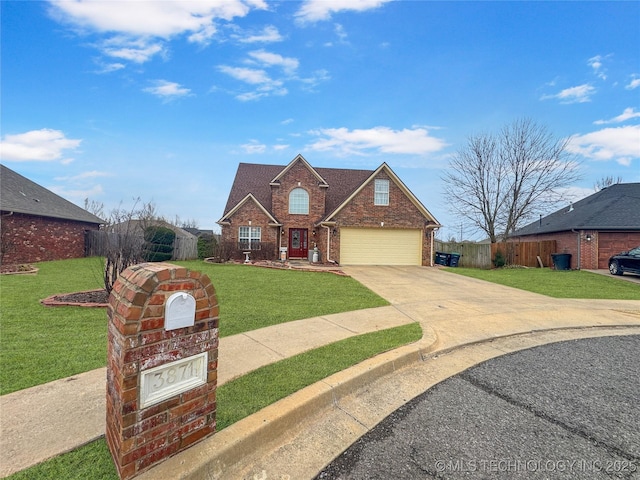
(442, 118), (581, 242)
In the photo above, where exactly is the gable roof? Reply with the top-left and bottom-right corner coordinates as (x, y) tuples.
(270, 154), (328, 187)
(218, 156), (440, 226)
(512, 183), (640, 236)
(0, 164), (104, 224)
(219, 161), (377, 224)
(324, 163), (440, 225)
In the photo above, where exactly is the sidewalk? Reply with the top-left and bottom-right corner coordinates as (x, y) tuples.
(2, 266), (639, 478)
(0, 305), (415, 478)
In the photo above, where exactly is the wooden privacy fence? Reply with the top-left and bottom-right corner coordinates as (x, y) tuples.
(433, 241), (491, 268)
(85, 230), (198, 261)
(491, 240), (556, 268)
(434, 240), (557, 269)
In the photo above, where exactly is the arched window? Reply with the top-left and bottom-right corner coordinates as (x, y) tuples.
(289, 188), (309, 214)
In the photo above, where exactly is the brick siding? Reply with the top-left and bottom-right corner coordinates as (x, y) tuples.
(0, 212), (99, 265)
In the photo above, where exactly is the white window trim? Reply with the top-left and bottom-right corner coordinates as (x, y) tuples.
(374, 179), (389, 206)
(239, 226), (261, 250)
(289, 188), (309, 214)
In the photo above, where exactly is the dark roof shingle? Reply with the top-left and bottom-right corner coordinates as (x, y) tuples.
(0, 164), (104, 224)
(513, 183), (640, 235)
(221, 162), (375, 221)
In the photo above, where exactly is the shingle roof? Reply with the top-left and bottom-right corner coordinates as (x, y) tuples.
(512, 183), (640, 235)
(0, 164), (104, 224)
(221, 162), (374, 221)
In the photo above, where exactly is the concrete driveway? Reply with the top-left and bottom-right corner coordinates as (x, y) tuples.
(586, 269), (640, 284)
(136, 266), (640, 480)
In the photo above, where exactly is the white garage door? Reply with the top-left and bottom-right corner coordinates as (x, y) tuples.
(340, 228), (422, 265)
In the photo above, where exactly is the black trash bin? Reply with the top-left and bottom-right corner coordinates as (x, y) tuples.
(435, 251), (451, 266)
(551, 253), (572, 270)
(449, 253), (461, 267)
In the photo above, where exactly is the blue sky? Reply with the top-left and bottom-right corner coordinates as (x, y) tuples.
(1, 0), (639, 240)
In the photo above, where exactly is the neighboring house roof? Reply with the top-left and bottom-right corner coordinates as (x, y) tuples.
(0, 164), (104, 224)
(183, 228), (215, 237)
(218, 155), (440, 226)
(512, 183), (640, 236)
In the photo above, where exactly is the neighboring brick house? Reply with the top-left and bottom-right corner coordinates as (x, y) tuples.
(509, 183), (640, 270)
(0, 164), (103, 265)
(217, 155), (440, 266)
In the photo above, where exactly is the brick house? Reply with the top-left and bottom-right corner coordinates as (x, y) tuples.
(217, 155), (440, 266)
(509, 183), (640, 270)
(0, 164), (104, 265)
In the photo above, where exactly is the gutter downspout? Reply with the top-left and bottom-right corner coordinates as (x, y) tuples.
(571, 229), (581, 270)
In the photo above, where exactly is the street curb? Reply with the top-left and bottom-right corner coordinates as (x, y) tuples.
(138, 324), (640, 480)
(136, 326), (439, 480)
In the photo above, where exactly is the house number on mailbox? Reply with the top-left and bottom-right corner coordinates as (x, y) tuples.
(140, 352), (207, 408)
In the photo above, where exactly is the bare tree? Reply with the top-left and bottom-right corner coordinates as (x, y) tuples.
(442, 118), (581, 242)
(83, 198), (105, 219)
(173, 215), (199, 229)
(594, 175), (623, 191)
(102, 198), (162, 294)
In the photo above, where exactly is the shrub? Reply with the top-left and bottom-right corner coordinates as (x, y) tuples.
(197, 234), (217, 260)
(142, 226), (175, 262)
(493, 249), (506, 268)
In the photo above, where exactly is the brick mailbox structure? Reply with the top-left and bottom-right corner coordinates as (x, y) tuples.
(106, 263), (219, 479)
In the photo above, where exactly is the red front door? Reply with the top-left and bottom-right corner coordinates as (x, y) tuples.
(288, 228), (308, 258)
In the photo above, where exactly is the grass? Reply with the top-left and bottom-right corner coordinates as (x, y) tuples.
(448, 267), (640, 300)
(175, 261), (389, 337)
(6, 322), (422, 480)
(0, 258), (387, 395)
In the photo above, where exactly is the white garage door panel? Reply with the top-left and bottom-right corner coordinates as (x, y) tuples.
(341, 228), (422, 265)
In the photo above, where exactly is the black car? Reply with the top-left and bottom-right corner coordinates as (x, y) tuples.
(609, 245), (640, 276)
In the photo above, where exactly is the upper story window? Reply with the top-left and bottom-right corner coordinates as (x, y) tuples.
(289, 188), (309, 214)
(374, 179), (389, 206)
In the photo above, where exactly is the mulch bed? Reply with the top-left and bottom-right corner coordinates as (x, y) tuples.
(0, 264), (38, 275)
(41, 289), (110, 308)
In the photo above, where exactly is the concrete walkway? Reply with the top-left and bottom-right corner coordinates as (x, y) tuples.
(2, 266), (639, 478)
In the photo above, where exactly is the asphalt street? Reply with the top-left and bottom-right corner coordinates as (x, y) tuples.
(316, 335), (640, 480)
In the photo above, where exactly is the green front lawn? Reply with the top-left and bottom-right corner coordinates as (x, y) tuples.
(0, 258), (387, 395)
(448, 267), (640, 300)
(6, 324), (422, 480)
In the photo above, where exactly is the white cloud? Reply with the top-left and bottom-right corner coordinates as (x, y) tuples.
(567, 125), (640, 166)
(48, 0), (267, 63)
(50, 184), (104, 203)
(587, 54), (610, 80)
(0, 129), (81, 162)
(307, 126), (448, 156)
(143, 80), (191, 99)
(241, 140), (267, 154)
(247, 50), (299, 75)
(594, 107), (640, 125)
(55, 170), (113, 182)
(240, 25), (283, 43)
(541, 83), (596, 104)
(218, 64), (288, 100)
(100, 36), (164, 63)
(626, 76), (640, 90)
(94, 61), (126, 74)
(300, 69), (331, 91)
(295, 0), (392, 23)
(218, 65), (272, 85)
